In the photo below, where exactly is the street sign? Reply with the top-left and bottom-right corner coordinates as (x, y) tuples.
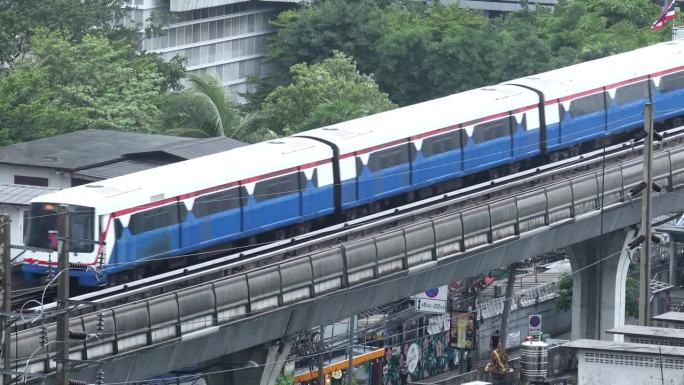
(415, 298), (447, 313)
(528, 314), (542, 336)
(413, 286), (447, 313)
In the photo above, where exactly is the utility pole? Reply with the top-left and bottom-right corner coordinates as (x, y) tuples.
(0, 215), (11, 385)
(318, 324), (325, 385)
(639, 103), (654, 326)
(347, 315), (355, 385)
(499, 263), (518, 349)
(56, 206), (70, 385)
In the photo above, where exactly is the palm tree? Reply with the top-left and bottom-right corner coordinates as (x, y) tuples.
(163, 74), (276, 143)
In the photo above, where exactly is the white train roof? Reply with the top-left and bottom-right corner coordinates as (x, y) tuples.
(505, 40), (684, 100)
(32, 137), (331, 213)
(296, 84), (539, 155)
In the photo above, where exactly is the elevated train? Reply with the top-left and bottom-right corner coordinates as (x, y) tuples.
(22, 40), (684, 286)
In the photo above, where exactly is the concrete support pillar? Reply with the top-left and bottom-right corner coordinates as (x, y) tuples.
(568, 229), (633, 341)
(203, 340), (293, 385)
(669, 239), (678, 288)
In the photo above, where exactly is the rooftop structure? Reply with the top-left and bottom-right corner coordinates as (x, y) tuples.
(607, 325), (684, 346)
(653, 311), (684, 329)
(564, 339), (684, 385)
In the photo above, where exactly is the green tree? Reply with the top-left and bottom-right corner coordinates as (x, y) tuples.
(0, 30), (185, 142)
(494, 15), (553, 80)
(275, 371), (294, 385)
(261, 51), (396, 135)
(266, 0), (386, 80)
(555, 273), (573, 311)
(163, 74), (276, 143)
(246, 0), (388, 109)
(0, 0), (129, 67)
(533, 0), (663, 67)
(626, 262), (640, 318)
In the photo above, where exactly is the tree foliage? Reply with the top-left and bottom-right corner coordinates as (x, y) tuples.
(261, 0), (666, 107)
(163, 74), (276, 143)
(555, 273), (573, 312)
(261, 51), (396, 135)
(0, 0), (129, 67)
(0, 30), (185, 143)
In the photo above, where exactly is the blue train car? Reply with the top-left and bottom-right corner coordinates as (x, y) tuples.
(297, 85), (540, 209)
(22, 138), (333, 286)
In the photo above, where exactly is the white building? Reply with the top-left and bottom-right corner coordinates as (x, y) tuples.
(565, 339), (684, 385)
(0, 184), (58, 258)
(124, 0), (301, 99)
(424, 0), (558, 16)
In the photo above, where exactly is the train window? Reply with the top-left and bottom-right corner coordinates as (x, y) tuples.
(253, 172), (303, 203)
(568, 92), (606, 118)
(660, 72), (684, 94)
(128, 204), (182, 235)
(25, 203), (94, 252)
(192, 187), (246, 218)
(422, 131), (462, 158)
(69, 206), (95, 253)
(366, 145), (410, 172)
(615, 81), (650, 106)
(472, 117), (512, 144)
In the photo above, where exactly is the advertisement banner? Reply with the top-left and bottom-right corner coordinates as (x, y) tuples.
(449, 312), (476, 350)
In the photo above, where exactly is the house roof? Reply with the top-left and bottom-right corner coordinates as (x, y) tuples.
(72, 160), (169, 181)
(0, 184), (59, 205)
(0, 129), (194, 171)
(72, 137), (248, 181)
(126, 136), (247, 160)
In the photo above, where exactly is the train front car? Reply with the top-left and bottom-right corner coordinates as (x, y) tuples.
(21, 137), (335, 288)
(22, 192), (105, 286)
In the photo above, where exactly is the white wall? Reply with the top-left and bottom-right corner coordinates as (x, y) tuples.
(0, 204), (27, 259)
(578, 350), (684, 385)
(0, 164), (71, 189)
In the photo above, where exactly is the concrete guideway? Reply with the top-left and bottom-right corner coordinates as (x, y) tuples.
(14, 143), (684, 384)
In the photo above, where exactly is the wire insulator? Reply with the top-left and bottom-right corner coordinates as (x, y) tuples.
(95, 368), (105, 385)
(628, 235), (646, 250)
(69, 262), (89, 270)
(68, 380), (87, 385)
(97, 310), (105, 334)
(69, 330), (88, 340)
(39, 324), (48, 346)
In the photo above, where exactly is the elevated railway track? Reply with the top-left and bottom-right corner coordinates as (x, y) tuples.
(20, 124), (684, 321)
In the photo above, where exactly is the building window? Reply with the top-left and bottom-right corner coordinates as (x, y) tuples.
(14, 175), (48, 187)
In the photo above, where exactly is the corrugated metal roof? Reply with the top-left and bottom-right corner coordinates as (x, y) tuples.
(126, 136), (247, 160)
(0, 129), (193, 171)
(73, 160), (171, 181)
(0, 184), (59, 205)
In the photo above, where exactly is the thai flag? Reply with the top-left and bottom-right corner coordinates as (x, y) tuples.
(652, 0), (677, 31)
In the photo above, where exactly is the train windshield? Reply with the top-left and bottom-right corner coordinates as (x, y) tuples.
(25, 203), (95, 253)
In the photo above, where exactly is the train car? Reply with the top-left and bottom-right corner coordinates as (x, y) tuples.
(505, 39), (684, 152)
(297, 85), (540, 209)
(21, 40), (684, 287)
(22, 137), (333, 286)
